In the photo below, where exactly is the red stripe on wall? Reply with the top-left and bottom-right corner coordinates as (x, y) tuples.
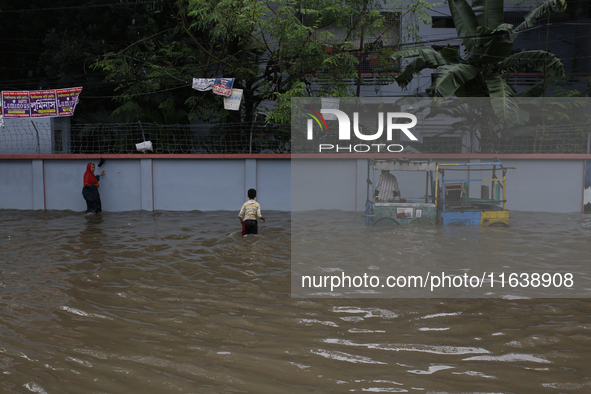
(3, 153), (591, 160)
(0, 154), (290, 159)
(290, 153), (591, 160)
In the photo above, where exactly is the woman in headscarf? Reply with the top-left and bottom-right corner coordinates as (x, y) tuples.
(82, 163), (105, 214)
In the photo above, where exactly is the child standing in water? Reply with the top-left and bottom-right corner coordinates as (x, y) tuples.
(239, 188), (265, 236)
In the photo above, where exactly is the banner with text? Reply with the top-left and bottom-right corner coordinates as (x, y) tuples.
(212, 78), (234, 97)
(2, 87), (82, 118)
(223, 89), (243, 111)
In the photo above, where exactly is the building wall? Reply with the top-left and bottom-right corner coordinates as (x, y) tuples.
(0, 155), (586, 213)
(502, 159), (584, 212)
(0, 156), (293, 213)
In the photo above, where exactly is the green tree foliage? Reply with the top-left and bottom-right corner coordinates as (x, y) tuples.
(0, 0), (178, 120)
(391, 0), (568, 152)
(393, 0), (566, 152)
(393, 0), (567, 102)
(0, 0), (55, 91)
(0, 0), (433, 126)
(93, 0), (433, 125)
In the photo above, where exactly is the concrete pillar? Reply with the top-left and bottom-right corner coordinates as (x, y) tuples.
(356, 159), (368, 211)
(468, 158), (480, 199)
(31, 159), (45, 210)
(140, 159), (153, 211)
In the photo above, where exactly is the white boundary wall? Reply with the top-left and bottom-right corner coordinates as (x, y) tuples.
(0, 157), (586, 213)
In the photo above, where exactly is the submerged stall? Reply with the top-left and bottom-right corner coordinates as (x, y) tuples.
(366, 158), (513, 226)
(438, 160), (512, 226)
(366, 159), (438, 225)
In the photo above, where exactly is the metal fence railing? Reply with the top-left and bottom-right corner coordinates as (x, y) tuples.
(0, 122), (291, 155)
(1, 121), (589, 155)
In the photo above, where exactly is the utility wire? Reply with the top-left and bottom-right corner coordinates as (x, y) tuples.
(0, 0), (170, 13)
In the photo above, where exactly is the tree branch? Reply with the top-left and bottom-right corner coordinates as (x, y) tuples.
(115, 28), (175, 56)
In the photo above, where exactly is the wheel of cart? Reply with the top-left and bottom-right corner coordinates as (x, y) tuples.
(411, 218), (435, 226)
(373, 217), (400, 226)
(364, 199), (374, 226)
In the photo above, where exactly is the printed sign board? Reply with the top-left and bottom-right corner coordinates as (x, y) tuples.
(212, 78), (234, 97)
(2, 87), (82, 118)
(192, 78), (215, 91)
(223, 89), (243, 111)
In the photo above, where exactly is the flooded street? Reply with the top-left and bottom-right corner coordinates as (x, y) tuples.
(1, 210), (591, 393)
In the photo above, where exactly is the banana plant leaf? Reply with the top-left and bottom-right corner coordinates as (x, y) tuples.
(516, 0), (567, 31)
(496, 50), (565, 76)
(516, 75), (570, 97)
(427, 64), (481, 97)
(449, 0), (479, 52)
(472, 0), (504, 29)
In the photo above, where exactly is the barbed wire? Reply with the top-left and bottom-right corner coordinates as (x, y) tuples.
(1, 121), (589, 155)
(0, 121), (291, 154)
(292, 122), (591, 154)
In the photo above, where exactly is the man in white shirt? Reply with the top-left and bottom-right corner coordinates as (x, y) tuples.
(374, 170), (402, 202)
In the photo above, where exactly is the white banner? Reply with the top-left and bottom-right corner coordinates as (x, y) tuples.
(192, 78), (215, 91)
(223, 89), (243, 111)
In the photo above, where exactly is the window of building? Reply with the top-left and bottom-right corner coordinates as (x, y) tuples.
(432, 17), (455, 29)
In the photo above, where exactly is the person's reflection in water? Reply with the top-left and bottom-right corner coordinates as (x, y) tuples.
(79, 215), (105, 266)
(66, 215), (107, 294)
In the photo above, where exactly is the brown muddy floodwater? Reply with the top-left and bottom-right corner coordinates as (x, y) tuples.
(1, 210), (591, 393)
